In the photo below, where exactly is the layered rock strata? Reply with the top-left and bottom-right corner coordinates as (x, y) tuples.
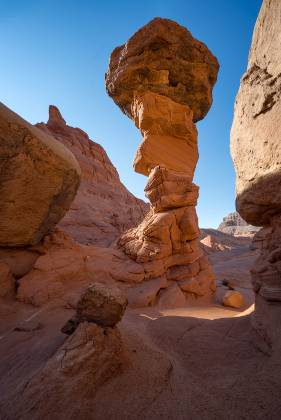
(106, 18), (219, 303)
(231, 0), (281, 348)
(37, 106), (148, 246)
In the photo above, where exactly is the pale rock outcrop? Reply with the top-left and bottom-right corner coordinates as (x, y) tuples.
(106, 17), (218, 305)
(218, 211), (259, 237)
(0, 102), (81, 247)
(231, 0), (281, 347)
(36, 106), (148, 246)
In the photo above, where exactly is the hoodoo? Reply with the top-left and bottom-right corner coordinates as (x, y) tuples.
(106, 18), (219, 304)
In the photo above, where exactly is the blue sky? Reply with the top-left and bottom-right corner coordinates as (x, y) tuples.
(0, 0), (262, 227)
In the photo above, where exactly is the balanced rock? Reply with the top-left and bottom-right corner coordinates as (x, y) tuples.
(0, 102), (81, 247)
(106, 17), (219, 122)
(106, 18), (218, 304)
(76, 283), (128, 327)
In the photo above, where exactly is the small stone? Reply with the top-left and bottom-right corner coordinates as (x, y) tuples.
(222, 290), (245, 309)
(76, 283), (128, 327)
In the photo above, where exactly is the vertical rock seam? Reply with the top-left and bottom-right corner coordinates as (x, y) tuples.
(106, 18), (219, 303)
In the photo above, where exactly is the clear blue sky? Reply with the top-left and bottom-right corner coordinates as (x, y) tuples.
(0, 0), (262, 228)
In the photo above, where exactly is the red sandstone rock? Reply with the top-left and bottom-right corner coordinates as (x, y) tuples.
(127, 276), (168, 307)
(230, 0), (281, 348)
(132, 93), (198, 177)
(230, 0), (281, 227)
(106, 18), (219, 122)
(0, 102), (81, 247)
(145, 166), (199, 212)
(157, 283), (186, 308)
(16, 228), (146, 307)
(16, 322), (123, 416)
(106, 18), (218, 306)
(36, 106), (148, 246)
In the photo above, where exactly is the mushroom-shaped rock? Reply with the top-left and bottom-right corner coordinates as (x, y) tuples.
(106, 17), (219, 122)
(106, 18), (218, 307)
(0, 102), (81, 247)
(76, 283), (128, 327)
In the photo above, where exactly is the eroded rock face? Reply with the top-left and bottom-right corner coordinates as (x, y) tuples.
(0, 102), (81, 247)
(106, 18), (218, 305)
(230, 1), (281, 227)
(15, 322), (123, 417)
(106, 17), (219, 122)
(36, 106), (148, 246)
(231, 0), (281, 348)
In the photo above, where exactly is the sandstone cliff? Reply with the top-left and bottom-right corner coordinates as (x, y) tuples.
(36, 106), (149, 246)
(231, 0), (281, 349)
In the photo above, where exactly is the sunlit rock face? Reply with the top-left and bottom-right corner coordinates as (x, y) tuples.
(231, 0), (281, 348)
(0, 102), (81, 247)
(36, 106), (149, 247)
(218, 211), (259, 237)
(106, 17), (219, 306)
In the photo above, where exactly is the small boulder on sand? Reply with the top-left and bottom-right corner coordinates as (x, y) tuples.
(62, 283), (128, 334)
(222, 290), (245, 309)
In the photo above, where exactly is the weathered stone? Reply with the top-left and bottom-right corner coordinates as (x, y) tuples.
(230, 0), (281, 347)
(127, 276), (168, 307)
(106, 18), (217, 307)
(157, 283), (186, 308)
(218, 211), (259, 237)
(106, 17), (219, 122)
(132, 93), (198, 177)
(0, 102), (81, 247)
(222, 290), (245, 309)
(230, 0), (281, 227)
(37, 106), (149, 247)
(145, 166), (199, 212)
(17, 228), (145, 307)
(76, 283), (128, 327)
(17, 321), (123, 414)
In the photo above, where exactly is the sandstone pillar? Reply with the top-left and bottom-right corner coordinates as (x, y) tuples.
(106, 18), (219, 304)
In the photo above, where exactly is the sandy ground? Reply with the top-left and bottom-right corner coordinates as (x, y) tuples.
(1, 243), (280, 419)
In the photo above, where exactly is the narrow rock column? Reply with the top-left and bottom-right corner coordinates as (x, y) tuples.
(106, 18), (219, 304)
